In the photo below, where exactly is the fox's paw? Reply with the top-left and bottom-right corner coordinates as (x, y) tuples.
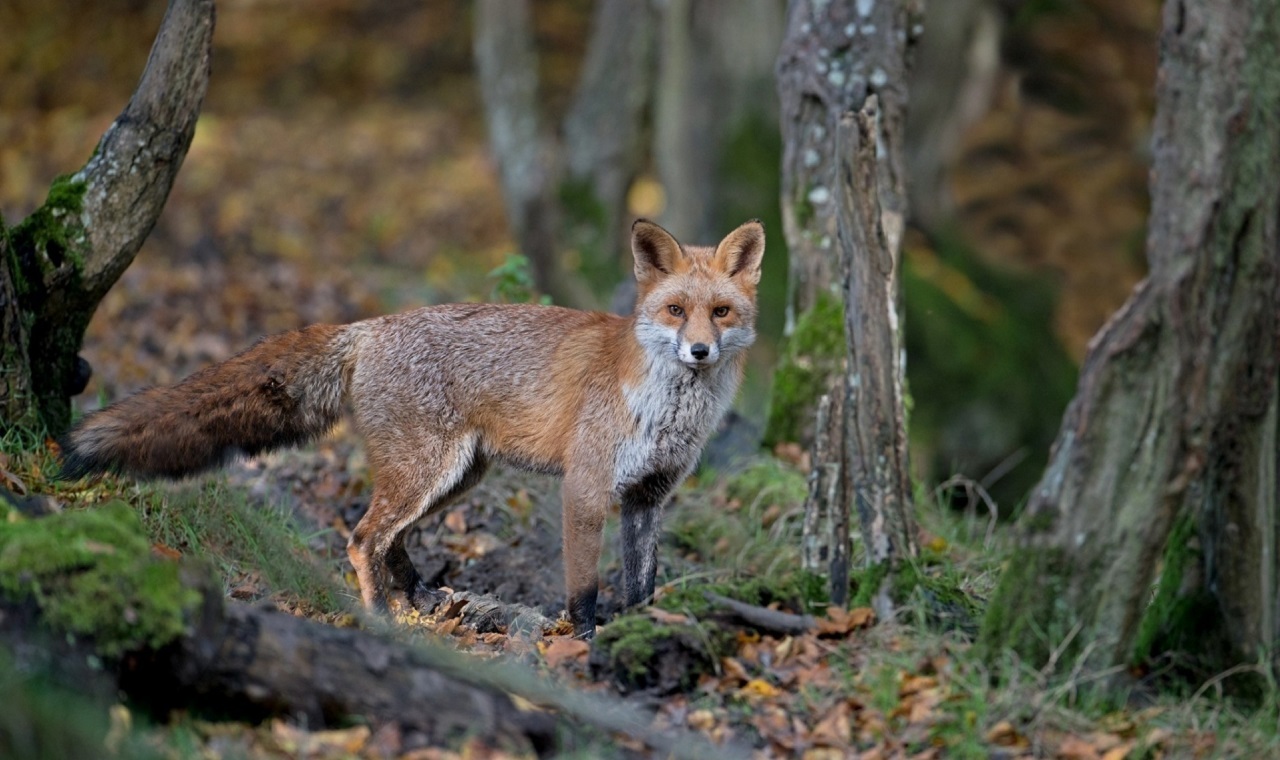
(406, 583), (449, 614)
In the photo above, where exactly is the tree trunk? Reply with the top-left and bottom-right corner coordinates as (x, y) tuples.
(836, 102), (917, 614)
(561, 0), (658, 287)
(980, 0), (1280, 687)
(654, 0), (781, 247)
(1, 0), (213, 433)
(474, 0), (659, 309)
(472, 0), (567, 304)
(768, 0), (922, 449)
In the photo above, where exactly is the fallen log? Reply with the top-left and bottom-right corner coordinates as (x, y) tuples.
(0, 500), (737, 758)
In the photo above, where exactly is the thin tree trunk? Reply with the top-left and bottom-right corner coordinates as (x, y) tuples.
(472, 0), (567, 304)
(981, 0), (1280, 685)
(562, 0), (657, 277)
(837, 102), (917, 612)
(2, 0), (213, 433)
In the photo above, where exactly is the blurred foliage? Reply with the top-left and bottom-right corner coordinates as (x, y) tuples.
(488, 253), (551, 305)
(903, 230), (1077, 512)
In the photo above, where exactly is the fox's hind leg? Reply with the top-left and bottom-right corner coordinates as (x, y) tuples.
(348, 435), (487, 614)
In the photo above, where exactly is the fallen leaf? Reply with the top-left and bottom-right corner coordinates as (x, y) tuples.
(740, 678), (782, 699)
(899, 674), (938, 696)
(1057, 736), (1102, 760)
(541, 637), (589, 668)
(151, 542), (182, 560)
(985, 720), (1028, 747)
(444, 509), (467, 534)
(1101, 741), (1136, 760)
(810, 701), (852, 747)
(687, 709), (716, 731)
(721, 657), (750, 684)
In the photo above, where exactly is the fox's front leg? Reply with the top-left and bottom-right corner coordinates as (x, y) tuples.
(619, 470), (680, 609)
(562, 467), (610, 639)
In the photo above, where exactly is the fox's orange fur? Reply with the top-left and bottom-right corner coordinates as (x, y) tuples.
(61, 219), (765, 637)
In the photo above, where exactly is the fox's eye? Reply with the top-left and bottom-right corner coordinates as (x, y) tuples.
(713, 306), (731, 318)
(668, 305), (684, 317)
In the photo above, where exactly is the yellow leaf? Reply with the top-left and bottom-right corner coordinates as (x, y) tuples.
(740, 678), (782, 699)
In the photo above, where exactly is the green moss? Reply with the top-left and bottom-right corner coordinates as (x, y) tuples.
(594, 609), (738, 693)
(10, 174), (89, 294)
(658, 571), (826, 620)
(764, 291), (846, 446)
(0, 500), (200, 657)
(1131, 512), (1199, 664)
(596, 614), (673, 678)
(976, 546), (1075, 667)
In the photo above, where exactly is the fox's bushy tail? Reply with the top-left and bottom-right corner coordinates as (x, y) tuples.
(60, 323), (360, 480)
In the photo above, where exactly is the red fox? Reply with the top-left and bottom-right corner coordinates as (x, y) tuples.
(60, 219), (764, 638)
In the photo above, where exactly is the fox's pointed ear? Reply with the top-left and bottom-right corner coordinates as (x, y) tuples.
(632, 219), (684, 286)
(714, 219), (765, 284)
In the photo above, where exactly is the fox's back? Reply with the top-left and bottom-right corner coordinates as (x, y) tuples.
(347, 303), (633, 472)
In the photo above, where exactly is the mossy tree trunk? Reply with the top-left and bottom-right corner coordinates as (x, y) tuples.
(981, 0), (1280, 687)
(768, 0), (922, 449)
(473, 0), (657, 308)
(0, 0), (213, 435)
(777, 0), (922, 604)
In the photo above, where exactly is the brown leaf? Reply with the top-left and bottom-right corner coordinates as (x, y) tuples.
(810, 701), (852, 748)
(444, 509), (467, 534)
(150, 542), (182, 560)
(1101, 741), (1136, 760)
(720, 657), (750, 684)
(899, 674), (938, 696)
(817, 606), (876, 637)
(541, 637), (589, 668)
(1057, 736), (1102, 760)
(985, 720), (1028, 748)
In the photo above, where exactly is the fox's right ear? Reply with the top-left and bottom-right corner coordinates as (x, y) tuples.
(632, 219), (685, 286)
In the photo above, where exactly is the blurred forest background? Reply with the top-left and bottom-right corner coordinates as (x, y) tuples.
(1, 0), (1158, 511)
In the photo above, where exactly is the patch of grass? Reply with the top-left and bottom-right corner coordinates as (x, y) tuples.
(133, 480), (348, 615)
(2, 437), (349, 616)
(667, 456), (808, 585)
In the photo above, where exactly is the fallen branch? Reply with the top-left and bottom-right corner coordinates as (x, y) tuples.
(703, 592), (817, 636)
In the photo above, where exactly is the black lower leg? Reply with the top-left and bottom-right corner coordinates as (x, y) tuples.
(386, 535), (446, 612)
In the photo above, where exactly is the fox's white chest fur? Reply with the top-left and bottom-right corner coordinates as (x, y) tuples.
(613, 357), (739, 496)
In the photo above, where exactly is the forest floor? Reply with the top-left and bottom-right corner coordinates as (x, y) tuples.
(4, 1), (1278, 755)
(5, 422), (1279, 758)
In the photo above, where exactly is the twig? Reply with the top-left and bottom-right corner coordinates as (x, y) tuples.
(702, 591), (816, 636)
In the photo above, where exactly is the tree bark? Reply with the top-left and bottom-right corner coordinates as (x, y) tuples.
(776, 0), (920, 335)
(561, 0), (658, 281)
(836, 102), (917, 611)
(474, 0), (660, 309)
(2, 0), (212, 433)
(981, 0), (1280, 685)
(770, 0), (922, 450)
(472, 0), (567, 304)
(654, 0), (781, 246)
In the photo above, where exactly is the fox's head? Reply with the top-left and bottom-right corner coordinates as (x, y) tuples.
(630, 218), (765, 370)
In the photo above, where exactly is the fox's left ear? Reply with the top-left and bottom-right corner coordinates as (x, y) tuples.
(714, 219), (765, 285)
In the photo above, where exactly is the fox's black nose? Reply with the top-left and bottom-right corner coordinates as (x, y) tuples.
(690, 343), (710, 360)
